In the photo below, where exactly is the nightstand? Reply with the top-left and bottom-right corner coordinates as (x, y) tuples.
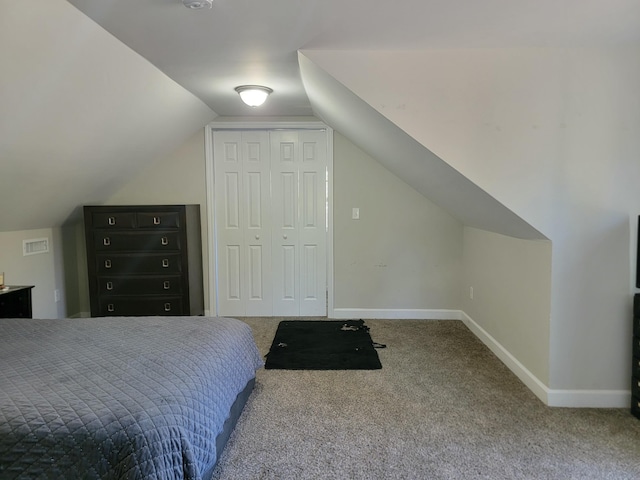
(0, 285), (35, 318)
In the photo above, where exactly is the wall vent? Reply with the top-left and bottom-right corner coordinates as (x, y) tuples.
(23, 237), (50, 256)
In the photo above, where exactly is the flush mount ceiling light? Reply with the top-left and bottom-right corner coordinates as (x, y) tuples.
(183, 0), (212, 9)
(234, 85), (273, 107)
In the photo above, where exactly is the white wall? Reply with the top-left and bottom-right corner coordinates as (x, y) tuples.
(462, 227), (552, 385)
(304, 48), (640, 399)
(0, 229), (65, 318)
(333, 132), (463, 314)
(107, 129), (208, 207)
(60, 220), (89, 317)
(98, 127), (464, 317)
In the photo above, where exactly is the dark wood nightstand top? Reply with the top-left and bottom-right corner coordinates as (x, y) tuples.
(0, 285), (35, 295)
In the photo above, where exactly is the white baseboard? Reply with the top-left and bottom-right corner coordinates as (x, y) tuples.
(546, 389), (631, 408)
(459, 312), (550, 405)
(460, 312), (631, 408)
(331, 308), (463, 320)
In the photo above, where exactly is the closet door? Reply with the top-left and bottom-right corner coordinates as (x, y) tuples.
(214, 131), (271, 316)
(271, 130), (327, 316)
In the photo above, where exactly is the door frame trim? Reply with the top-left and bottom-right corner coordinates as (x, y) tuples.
(204, 120), (334, 317)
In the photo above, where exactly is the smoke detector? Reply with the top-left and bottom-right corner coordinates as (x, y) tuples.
(183, 0), (212, 9)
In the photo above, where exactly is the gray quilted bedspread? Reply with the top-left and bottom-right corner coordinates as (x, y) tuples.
(0, 316), (263, 479)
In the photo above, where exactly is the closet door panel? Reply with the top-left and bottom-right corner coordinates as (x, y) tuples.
(298, 130), (327, 315)
(214, 132), (244, 315)
(214, 131), (271, 316)
(224, 245), (242, 300)
(243, 131), (272, 316)
(271, 131), (300, 316)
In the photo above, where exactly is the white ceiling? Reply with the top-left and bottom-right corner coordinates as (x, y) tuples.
(3, 0), (639, 233)
(66, 0), (640, 117)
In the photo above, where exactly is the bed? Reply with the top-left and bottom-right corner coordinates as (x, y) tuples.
(0, 316), (263, 479)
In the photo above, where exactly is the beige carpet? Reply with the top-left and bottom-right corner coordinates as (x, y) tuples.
(211, 319), (640, 480)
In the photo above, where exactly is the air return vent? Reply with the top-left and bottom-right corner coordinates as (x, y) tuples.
(23, 238), (49, 256)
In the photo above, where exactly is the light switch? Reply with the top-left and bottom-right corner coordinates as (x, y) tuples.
(352, 207), (360, 220)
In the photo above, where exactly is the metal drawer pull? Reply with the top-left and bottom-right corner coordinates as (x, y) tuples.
(163, 281), (171, 290)
(162, 259), (169, 268)
(108, 216), (116, 226)
(107, 304), (115, 312)
(164, 303), (171, 312)
(105, 259), (112, 269)
(103, 237), (111, 246)
(154, 216), (161, 225)
(106, 281), (113, 291)
(161, 236), (169, 246)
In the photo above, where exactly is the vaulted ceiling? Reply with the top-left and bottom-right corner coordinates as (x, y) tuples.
(67, 0), (640, 116)
(2, 0), (639, 233)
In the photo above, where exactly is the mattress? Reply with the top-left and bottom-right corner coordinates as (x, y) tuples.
(0, 316), (263, 479)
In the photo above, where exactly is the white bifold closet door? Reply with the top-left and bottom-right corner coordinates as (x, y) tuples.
(270, 130), (327, 316)
(214, 130), (271, 316)
(214, 129), (327, 317)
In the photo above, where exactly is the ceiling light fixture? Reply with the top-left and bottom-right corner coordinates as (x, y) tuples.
(182, 0), (212, 9)
(234, 85), (273, 107)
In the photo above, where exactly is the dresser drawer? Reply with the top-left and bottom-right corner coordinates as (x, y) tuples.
(96, 253), (183, 274)
(634, 313), (640, 337)
(137, 212), (180, 228)
(97, 276), (183, 295)
(98, 296), (184, 316)
(633, 356), (640, 378)
(633, 377), (640, 399)
(634, 336), (640, 357)
(91, 212), (137, 229)
(633, 396), (640, 419)
(93, 232), (181, 252)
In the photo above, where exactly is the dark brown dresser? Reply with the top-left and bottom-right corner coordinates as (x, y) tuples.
(633, 294), (640, 419)
(0, 286), (34, 318)
(84, 205), (204, 317)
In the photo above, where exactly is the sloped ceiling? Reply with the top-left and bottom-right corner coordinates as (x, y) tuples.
(0, 1), (215, 232)
(3, 0), (640, 233)
(66, 0), (640, 115)
(298, 52), (546, 240)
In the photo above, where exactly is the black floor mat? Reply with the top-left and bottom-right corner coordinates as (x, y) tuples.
(264, 320), (382, 370)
